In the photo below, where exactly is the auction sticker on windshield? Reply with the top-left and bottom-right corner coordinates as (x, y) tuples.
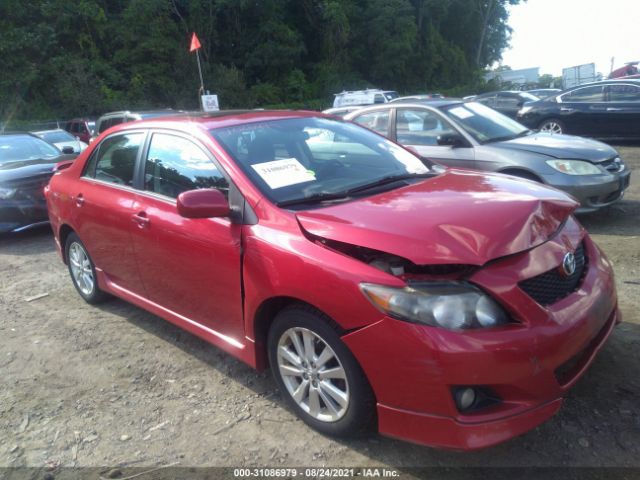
(252, 158), (316, 189)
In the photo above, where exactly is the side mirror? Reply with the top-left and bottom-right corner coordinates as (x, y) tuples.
(61, 146), (75, 154)
(177, 189), (230, 218)
(437, 133), (467, 148)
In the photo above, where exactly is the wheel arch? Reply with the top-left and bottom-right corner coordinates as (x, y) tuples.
(58, 224), (76, 263)
(497, 168), (544, 183)
(251, 296), (346, 371)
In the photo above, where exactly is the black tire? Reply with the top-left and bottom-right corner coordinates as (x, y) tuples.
(65, 232), (109, 304)
(267, 304), (376, 437)
(538, 118), (565, 135)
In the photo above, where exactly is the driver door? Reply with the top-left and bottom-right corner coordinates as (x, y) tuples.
(129, 131), (244, 341)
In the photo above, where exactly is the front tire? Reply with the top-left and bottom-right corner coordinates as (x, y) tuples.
(538, 118), (565, 135)
(267, 305), (376, 437)
(65, 233), (108, 304)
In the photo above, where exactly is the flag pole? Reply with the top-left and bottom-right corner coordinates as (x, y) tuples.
(195, 49), (205, 93)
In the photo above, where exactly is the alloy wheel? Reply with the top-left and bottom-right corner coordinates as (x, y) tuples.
(69, 242), (95, 296)
(540, 121), (563, 134)
(276, 327), (349, 422)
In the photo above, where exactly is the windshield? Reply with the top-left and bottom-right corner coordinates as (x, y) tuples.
(39, 131), (75, 143)
(210, 117), (431, 207)
(0, 135), (60, 165)
(442, 102), (530, 143)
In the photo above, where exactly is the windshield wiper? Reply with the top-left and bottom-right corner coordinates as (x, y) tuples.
(276, 191), (351, 208)
(276, 173), (433, 208)
(344, 172), (433, 195)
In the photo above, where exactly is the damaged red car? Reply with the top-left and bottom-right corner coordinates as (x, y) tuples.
(45, 111), (620, 450)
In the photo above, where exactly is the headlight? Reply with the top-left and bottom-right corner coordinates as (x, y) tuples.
(360, 282), (511, 330)
(546, 159), (601, 175)
(518, 106), (533, 116)
(0, 186), (17, 199)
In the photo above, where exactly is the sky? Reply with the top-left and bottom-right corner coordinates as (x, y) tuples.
(499, 0), (639, 77)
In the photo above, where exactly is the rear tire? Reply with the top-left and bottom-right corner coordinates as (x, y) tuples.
(267, 304), (376, 437)
(538, 118), (565, 135)
(65, 233), (109, 304)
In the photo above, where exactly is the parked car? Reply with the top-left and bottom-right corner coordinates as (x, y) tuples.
(321, 106), (363, 118)
(527, 88), (562, 99)
(517, 79), (640, 139)
(345, 100), (631, 212)
(390, 93), (444, 102)
(46, 110), (619, 450)
(0, 133), (75, 233)
(93, 110), (183, 140)
(64, 118), (95, 144)
(473, 91), (540, 118)
(332, 89), (399, 108)
(609, 61), (638, 79)
(32, 128), (88, 154)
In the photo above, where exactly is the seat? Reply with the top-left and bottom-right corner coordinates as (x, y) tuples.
(247, 136), (276, 165)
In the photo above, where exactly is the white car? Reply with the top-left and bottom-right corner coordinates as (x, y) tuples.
(32, 129), (87, 154)
(332, 89), (399, 108)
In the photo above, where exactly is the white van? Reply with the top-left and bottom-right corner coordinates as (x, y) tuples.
(333, 89), (399, 108)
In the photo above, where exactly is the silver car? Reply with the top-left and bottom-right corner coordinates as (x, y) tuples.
(344, 100), (631, 212)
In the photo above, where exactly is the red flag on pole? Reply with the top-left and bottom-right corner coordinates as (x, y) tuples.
(189, 32), (201, 52)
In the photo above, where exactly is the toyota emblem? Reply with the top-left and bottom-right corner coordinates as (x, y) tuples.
(561, 252), (576, 277)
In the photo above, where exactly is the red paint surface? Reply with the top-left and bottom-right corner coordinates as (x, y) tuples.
(46, 112), (619, 449)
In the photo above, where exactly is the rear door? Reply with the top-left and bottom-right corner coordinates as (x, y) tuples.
(129, 131), (244, 340)
(74, 131), (146, 294)
(604, 83), (640, 138)
(393, 107), (475, 169)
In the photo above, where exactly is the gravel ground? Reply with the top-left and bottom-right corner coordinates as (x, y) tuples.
(1, 146), (639, 476)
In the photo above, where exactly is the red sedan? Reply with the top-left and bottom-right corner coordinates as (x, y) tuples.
(45, 111), (619, 450)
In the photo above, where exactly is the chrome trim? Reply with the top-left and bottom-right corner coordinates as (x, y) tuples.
(12, 220), (50, 233)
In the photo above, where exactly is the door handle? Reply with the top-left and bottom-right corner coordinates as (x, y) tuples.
(560, 107), (575, 112)
(132, 212), (150, 228)
(607, 107), (623, 112)
(75, 194), (84, 207)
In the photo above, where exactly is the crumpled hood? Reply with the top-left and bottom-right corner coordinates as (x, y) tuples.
(493, 133), (617, 162)
(296, 170), (578, 266)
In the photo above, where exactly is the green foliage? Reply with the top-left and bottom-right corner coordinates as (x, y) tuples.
(0, 0), (521, 122)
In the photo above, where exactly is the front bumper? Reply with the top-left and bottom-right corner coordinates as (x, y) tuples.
(0, 197), (50, 233)
(546, 169), (631, 213)
(342, 218), (618, 450)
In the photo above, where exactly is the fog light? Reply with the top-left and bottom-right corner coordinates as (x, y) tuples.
(455, 387), (476, 411)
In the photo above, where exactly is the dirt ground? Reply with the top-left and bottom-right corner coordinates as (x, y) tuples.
(1, 146), (639, 476)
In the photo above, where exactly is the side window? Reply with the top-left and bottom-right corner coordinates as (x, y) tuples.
(374, 94), (386, 104)
(497, 94), (520, 109)
(608, 84), (640, 102)
(78, 123), (87, 134)
(69, 122), (79, 133)
(353, 110), (390, 136)
(84, 133), (144, 186)
(396, 108), (456, 146)
(144, 133), (229, 199)
(98, 119), (111, 134)
(476, 95), (496, 107)
(562, 86), (604, 103)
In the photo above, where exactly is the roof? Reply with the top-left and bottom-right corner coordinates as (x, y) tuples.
(106, 109), (332, 132)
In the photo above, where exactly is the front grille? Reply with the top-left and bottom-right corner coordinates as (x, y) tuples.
(519, 243), (587, 306)
(599, 156), (624, 173)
